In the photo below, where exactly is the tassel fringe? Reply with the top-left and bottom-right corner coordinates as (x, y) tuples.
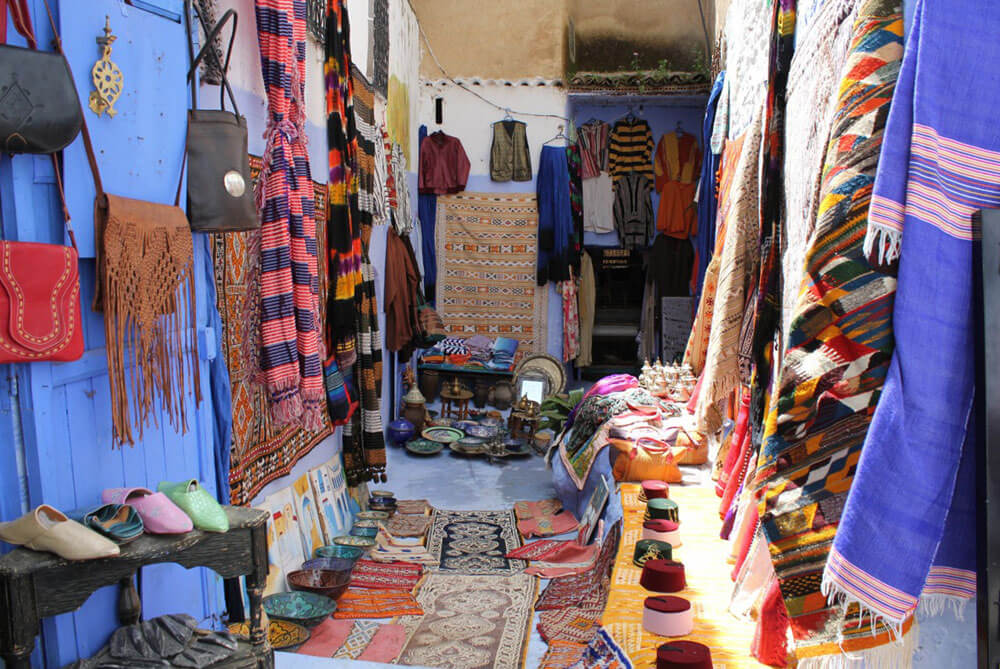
(918, 593), (970, 621)
(795, 617), (919, 669)
(863, 222), (902, 266)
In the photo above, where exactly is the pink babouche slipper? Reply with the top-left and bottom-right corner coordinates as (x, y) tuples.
(101, 487), (193, 535)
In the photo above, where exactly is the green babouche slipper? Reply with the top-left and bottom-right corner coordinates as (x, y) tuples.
(157, 480), (229, 533)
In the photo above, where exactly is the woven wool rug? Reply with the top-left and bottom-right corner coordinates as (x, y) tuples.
(435, 193), (548, 357)
(426, 509), (525, 574)
(349, 559), (424, 590)
(395, 572), (537, 669)
(602, 484), (766, 667)
(213, 155), (333, 505)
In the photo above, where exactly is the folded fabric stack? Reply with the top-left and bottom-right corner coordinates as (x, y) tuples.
(465, 335), (493, 366)
(489, 337), (519, 370)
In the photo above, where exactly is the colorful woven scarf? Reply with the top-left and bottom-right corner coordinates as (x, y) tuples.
(692, 72), (725, 302)
(254, 0), (325, 431)
(828, 0), (995, 638)
(753, 0), (905, 659)
(324, 0), (362, 424)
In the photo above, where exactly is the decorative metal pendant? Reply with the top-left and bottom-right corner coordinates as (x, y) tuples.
(88, 16), (123, 118)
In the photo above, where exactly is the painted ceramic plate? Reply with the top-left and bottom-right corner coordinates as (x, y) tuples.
(228, 620), (310, 651)
(422, 426), (464, 444)
(450, 439), (487, 456)
(464, 422), (499, 439)
(263, 591), (337, 628)
(406, 438), (444, 456)
(334, 534), (376, 548)
(453, 420), (480, 433)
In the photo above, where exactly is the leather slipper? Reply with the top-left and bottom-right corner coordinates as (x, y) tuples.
(0, 505), (119, 560)
(83, 503), (144, 543)
(102, 487), (193, 534)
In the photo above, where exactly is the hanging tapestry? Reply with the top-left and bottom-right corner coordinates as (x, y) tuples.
(828, 0), (998, 650)
(213, 157), (333, 506)
(395, 573), (537, 669)
(353, 67), (379, 230)
(254, 0), (325, 431)
(427, 509), (525, 575)
(435, 192), (549, 357)
(755, 0), (910, 660)
(325, 0), (363, 423)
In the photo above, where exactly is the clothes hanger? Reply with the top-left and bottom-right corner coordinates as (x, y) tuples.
(675, 120), (686, 136)
(543, 124), (569, 145)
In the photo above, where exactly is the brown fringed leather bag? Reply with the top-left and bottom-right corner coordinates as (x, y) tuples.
(77, 84), (201, 447)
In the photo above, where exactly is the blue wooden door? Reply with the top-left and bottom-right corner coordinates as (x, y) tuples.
(0, 2), (224, 666)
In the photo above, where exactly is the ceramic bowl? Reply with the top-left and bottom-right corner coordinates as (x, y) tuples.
(387, 418), (415, 446)
(480, 416), (504, 430)
(421, 426), (465, 444)
(357, 510), (390, 521)
(263, 591), (337, 628)
(450, 439), (486, 456)
(369, 495), (396, 507)
(464, 422), (498, 439)
(287, 568), (352, 600)
(350, 525), (378, 538)
(315, 544), (364, 561)
(503, 438), (531, 456)
(371, 489), (395, 498)
(406, 438), (444, 456)
(427, 416), (455, 428)
(302, 557), (356, 572)
(334, 534), (376, 549)
(228, 619), (310, 651)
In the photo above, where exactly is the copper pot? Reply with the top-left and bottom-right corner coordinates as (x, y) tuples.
(491, 380), (514, 410)
(419, 368), (441, 401)
(403, 400), (426, 433)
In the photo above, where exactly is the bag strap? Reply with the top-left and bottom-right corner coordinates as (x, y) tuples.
(184, 0), (240, 116)
(2, 0), (36, 48)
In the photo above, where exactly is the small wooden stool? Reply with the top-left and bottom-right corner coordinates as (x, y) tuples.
(441, 386), (473, 420)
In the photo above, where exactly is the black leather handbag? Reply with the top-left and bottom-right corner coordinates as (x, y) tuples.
(183, 1), (258, 232)
(0, 0), (83, 154)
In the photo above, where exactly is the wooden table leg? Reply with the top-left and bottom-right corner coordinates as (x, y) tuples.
(0, 575), (39, 669)
(118, 574), (141, 625)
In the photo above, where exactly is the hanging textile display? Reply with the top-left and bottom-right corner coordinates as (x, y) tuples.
(653, 131), (701, 239)
(214, 157), (334, 506)
(693, 73), (725, 301)
(353, 68), (383, 227)
(689, 106), (763, 436)
(325, 0), (362, 424)
(566, 132), (584, 270)
(559, 269), (580, 363)
(755, 1), (909, 661)
(254, 0), (325, 431)
(827, 0), (998, 641)
(537, 145), (575, 285)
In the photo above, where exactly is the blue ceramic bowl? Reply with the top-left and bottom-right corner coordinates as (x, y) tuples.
(263, 591), (337, 628)
(387, 418), (415, 446)
(302, 557), (357, 572)
(464, 422), (499, 439)
(350, 525), (378, 538)
(315, 544), (364, 560)
(453, 420), (480, 434)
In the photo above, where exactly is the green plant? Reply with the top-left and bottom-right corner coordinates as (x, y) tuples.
(539, 388), (584, 433)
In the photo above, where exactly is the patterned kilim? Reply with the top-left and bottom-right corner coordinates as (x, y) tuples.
(350, 559), (423, 590)
(755, 0), (906, 654)
(505, 539), (566, 561)
(332, 620), (380, 659)
(214, 156), (333, 506)
(385, 513), (430, 538)
(568, 627), (633, 669)
(427, 509), (525, 575)
(396, 499), (432, 515)
(332, 588), (423, 619)
(540, 639), (587, 669)
(395, 573), (537, 669)
(602, 484), (766, 667)
(435, 193), (548, 356)
(535, 523), (620, 612)
(538, 605), (604, 644)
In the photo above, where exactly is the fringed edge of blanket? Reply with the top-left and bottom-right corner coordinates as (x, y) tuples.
(863, 222), (903, 266)
(795, 618), (919, 669)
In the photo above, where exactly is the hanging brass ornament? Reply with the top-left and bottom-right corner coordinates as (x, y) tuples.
(88, 16), (123, 118)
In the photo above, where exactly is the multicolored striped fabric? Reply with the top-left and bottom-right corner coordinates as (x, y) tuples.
(324, 0), (362, 424)
(254, 0), (325, 431)
(753, 0), (904, 655)
(830, 0), (998, 637)
(607, 119), (654, 183)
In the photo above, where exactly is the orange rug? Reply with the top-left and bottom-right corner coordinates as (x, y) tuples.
(602, 482), (767, 667)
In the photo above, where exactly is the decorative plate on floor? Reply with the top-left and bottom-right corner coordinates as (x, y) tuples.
(421, 426), (464, 444)
(228, 619), (310, 651)
(406, 438), (444, 456)
(464, 422), (499, 439)
(334, 535), (376, 549)
(450, 438), (487, 456)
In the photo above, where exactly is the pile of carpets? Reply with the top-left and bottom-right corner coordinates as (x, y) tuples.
(420, 335), (522, 370)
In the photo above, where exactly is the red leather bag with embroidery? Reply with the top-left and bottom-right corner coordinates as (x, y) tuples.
(0, 240), (84, 363)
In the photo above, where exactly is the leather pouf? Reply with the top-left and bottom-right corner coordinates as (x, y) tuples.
(646, 498), (679, 522)
(640, 558), (686, 593)
(633, 539), (673, 567)
(656, 640), (713, 669)
(642, 519), (681, 548)
(642, 595), (694, 637)
(642, 480), (669, 500)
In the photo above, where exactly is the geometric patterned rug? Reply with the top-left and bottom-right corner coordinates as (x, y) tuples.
(212, 155), (333, 505)
(435, 192), (548, 357)
(395, 572), (537, 669)
(427, 509), (526, 574)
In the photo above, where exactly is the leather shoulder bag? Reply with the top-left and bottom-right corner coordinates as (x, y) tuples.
(0, 0), (83, 364)
(183, 1), (258, 232)
(0, 0), (82, 153)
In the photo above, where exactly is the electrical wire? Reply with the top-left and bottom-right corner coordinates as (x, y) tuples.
(695, 0), (712, 69)
(417, 21), (570, 123)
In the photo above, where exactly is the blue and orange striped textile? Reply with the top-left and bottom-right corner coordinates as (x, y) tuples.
(254, 0), (325, 431)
